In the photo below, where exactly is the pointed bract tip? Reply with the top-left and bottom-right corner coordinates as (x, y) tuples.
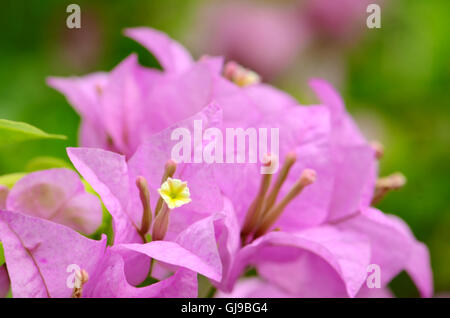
(72, 269), (89, 298)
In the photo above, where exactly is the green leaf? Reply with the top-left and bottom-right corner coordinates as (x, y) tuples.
(0, 172), (27, 188)
(0, 119), (66, 146)
(25, 156), (71, 172)
(0, 242), (5, 267)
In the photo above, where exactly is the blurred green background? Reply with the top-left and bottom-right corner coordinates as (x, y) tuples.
(0, 0), (448, 297)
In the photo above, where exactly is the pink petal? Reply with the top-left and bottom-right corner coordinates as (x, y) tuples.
(47, 72), (107, 124)
(337, 207), (433, 297)
(244, 83), (298, 116)
(216, 278), (292, 298)
(309, 79), (378, 220)
(356, 285), (394, 298)
(140, 61), (215, 134)
(67, 148), (141, 245)
(309, 78), (366, 146)
(51, 192), (103, 235)
(127, 102), (224, 218)
(0, 210), (107, 298)
(223, 227), (371, 297)
(210, 198), (240, 288)
(214, 105), (334, 229)
(96, 54), (163, 156)
(124, 27), (194, 73)
(327, 145), (377, 221)
(113, 201), (238, 284)
(84, 250), (197, 298)
(6, 169), (102, 235)
(99, 54), (143, 155)
(309, 78), (345, 116)
(212, 77), (261, 127)
(405, 241), (433, 298)
(114, 239), (221, 282)
(199, 55), (224, 75)
(78, 119), (110, 150)
(267, 106), (333, 229)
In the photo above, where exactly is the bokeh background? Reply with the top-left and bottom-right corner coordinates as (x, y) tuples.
(0, 0), (448, 297)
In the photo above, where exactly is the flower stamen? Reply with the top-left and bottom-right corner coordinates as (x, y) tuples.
(152, 177), (191, 241)
(136, 176), (152, 237)
(240, 155), (274, 245)
(71, 269), (89, 298)
(261, 152), (297, 217)
(253, 169), (316, 239)
(152, 203), (170, 241)
(224, 61), (261, 87)
(372, 172), (406, 205)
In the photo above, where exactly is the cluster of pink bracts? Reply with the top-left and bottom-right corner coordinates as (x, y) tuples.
(0, 27), (432, 298)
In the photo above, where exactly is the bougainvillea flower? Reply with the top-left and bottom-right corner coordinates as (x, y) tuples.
(213, 78), (376, 234)
(0, 138), (223, 297)
(4, 168), (103, 235)
(219, 206), (432, 297)
(126, 30), (339, 231)
(67, 103), (231, 287)
(210, 80), (431, 297)
(84, 249), (198, 298)
(336, 207), (433, 297)
(47, 72), (110, 150)
(0, 170), (102, 298)
(47, 27), (300, 157)
(308, 78), (378, 222)
(124, 27), (305, 129)
(217, 224), (372, 297)
(0, 210), (106, 297)
(0, 210), (198, 297)
(47, 27), (431, 297)
(219, 205), (432, 298)
(48, 36), (216, 157)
